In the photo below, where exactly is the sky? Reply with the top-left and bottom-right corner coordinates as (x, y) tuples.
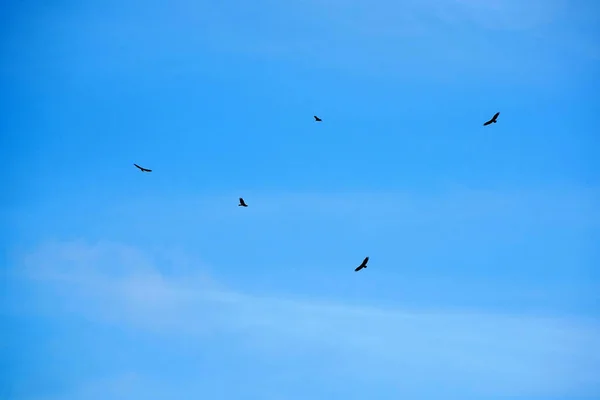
(1, 0), (600, 399)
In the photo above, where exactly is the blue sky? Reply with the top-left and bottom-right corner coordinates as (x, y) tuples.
(1, 0), (599, 398)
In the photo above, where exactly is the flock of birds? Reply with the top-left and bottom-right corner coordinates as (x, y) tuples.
(133, 111), (501, 272)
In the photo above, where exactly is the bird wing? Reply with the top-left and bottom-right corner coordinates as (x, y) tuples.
(362, 256), (369, 266)
(354, 265), (363, 272)
(493, 112), (500, 120)
(143, 168), (152, 172)
(239, 197), (246, 205)
(134, 163), (142, 170)
(483, 120), (492, 126)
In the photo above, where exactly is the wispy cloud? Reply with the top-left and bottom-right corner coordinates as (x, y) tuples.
(7, 240), (600, 398)
(8, 186), (600, 317)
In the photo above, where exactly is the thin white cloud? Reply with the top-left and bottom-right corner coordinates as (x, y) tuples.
(8, 240), (600, 397)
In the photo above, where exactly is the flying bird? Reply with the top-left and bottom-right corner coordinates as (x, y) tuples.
(314, 115), (322, 122)
(133, 163), (152, 172)
(483, 112), (500, 126)
(238, 197), (248, 207)
(354, 256), (369, 272)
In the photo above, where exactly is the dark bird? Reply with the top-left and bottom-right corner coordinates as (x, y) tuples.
(314, 115), (322, 122)
(238, 197), (248, 207)
(134, 163), (152, 172)
(483, 112), (500, 126)
(354, 256), (369, 272)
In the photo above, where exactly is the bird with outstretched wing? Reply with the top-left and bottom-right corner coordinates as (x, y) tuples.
(354, 256), (369, 272)
(238, 197), (248, 207)
(483, 112), (500, 126)
(314, 115), (322, 122)
(134, 163), (152, 172)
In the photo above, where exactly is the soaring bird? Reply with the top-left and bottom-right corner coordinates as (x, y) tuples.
(354, 256), (369, 272)
(134, 163), (152, 172)
(314, 115), (322, 122)
(238, 197), (248, 207)
(483, 112), (500, 126)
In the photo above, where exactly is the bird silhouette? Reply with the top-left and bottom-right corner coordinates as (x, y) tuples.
(238, 197), (248, 207)
(314, 115), (322, 122)
(354, 256), (369, 272)
(133, 163), (152, 172)
(483, 112), (500, 126)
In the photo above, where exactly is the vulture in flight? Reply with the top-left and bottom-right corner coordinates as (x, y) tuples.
(354, 256), (369, 272)
(134, 163), (152, 172)
(483, 112), (500, 126)
(238, 197), (248, 207)
(314, 115), (322, 122)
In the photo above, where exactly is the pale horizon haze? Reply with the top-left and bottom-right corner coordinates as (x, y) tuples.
(1, 1), (600, 399)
